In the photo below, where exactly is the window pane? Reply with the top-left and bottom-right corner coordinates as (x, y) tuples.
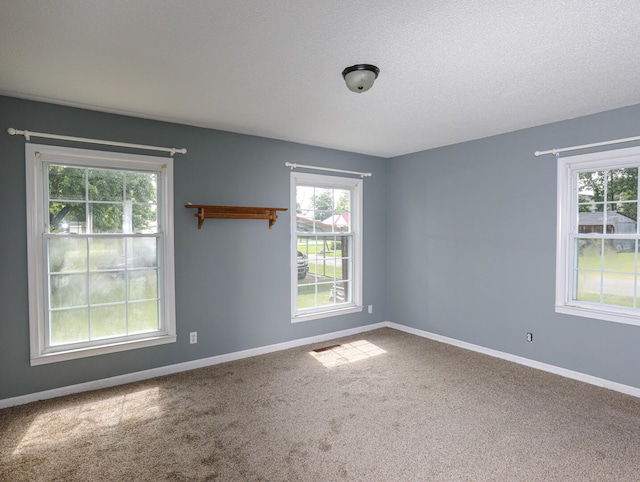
(132, 204), (158, 234)
(333, 189), (351, 232)
(329, 213), (350, 232)
(330, 281), (350, 304)
(316, 281), (336, 308)
(297, 236), (315, 257)
(88, 169), (123, 202)
(618, 203), (637, 232)
(576, 239), (601, 269)
(575, 239), (601, 302)
(296, 248), (309, 281)
(128, 269), (158, 301)
(128, 237), (158, 268)
(578, 210), (606, 234)
(605, 206), (637, 236)
(89, 238), (125, 270)
(575, 270), (601, 303)
(602, 272), (635, 308)
(129, 301), (159, 333)
(126, 172), (157, 203)
(49, 165), (85, 200)
(91, 304), (127, 339)
(313, 188), (333, 223)
(50, 237), (87, 272)
(340, 235), (352, 264)
(90, 271), (126, 304)
(603, 241), (635, 271)
(296, 210), (315, 232)
(50, 273), (88, 309)
(90, 203), (123, 233)
(578, 170), (604, 209)
(50, 308), (89, 345)
(297, 284), (317, 310)
(334, 189), (350, 212)
(49, 201), (86, 233)
(337, 258), (352, 282)
(607, 167), (637, 202)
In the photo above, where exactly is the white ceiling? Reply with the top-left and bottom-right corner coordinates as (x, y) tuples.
(2, 1), (640, 158)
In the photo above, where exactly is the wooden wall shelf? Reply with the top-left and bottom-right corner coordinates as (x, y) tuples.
(185, 204), (288, 229)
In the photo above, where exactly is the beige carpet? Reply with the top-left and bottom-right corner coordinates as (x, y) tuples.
(1, 327), (640, 481)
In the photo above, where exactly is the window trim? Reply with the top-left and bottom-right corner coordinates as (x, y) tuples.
(556, 145), (640, 326)
(290, 171), (363, 322)
(25, 143), (176, 365)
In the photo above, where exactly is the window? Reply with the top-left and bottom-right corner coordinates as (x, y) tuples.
(291, 172), (363, 321)
(556, 145), (640, 326)
(26, 144), (176, 365)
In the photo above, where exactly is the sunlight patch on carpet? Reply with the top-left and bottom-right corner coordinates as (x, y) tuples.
(310, 340), (386, 368)
(13, 387), (160, 455)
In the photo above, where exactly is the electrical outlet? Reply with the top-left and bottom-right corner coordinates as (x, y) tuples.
(190, 332), (197, 344)
(526, 332), (533, 342)
(368, 305), (373, 314)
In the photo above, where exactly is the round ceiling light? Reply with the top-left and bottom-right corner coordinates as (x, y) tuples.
(342, 64), (380, 93)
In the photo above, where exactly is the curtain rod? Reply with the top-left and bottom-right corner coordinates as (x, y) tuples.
(285, 162), (372, 178)
(7, 128), (187, 156)
(534, 135), (640, 157)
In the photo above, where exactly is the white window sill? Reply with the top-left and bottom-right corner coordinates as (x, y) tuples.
(30, 334), (177, 366)
(555, 304), (640, 327)
(292, 305), (363, 323)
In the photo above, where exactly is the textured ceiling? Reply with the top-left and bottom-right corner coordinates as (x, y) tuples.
(2, 1), (640, 158)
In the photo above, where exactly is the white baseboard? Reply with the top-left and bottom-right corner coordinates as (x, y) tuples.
(386, 322), (640, 399)
(0, 322), (387, 409)
(3, 320), (639, 408)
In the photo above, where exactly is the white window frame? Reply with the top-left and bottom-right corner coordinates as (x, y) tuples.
(25, 143), (176, 365)
(556, 145), (640, 326)
(291, 172), (363, 322)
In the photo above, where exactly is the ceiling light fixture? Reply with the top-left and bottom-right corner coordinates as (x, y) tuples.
(342, 64), (380, 93)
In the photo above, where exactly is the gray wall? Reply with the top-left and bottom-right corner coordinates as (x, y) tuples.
(3, 94), (640, 402)
(387, 105), (640, 390)
(0, 96), (388, 400)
